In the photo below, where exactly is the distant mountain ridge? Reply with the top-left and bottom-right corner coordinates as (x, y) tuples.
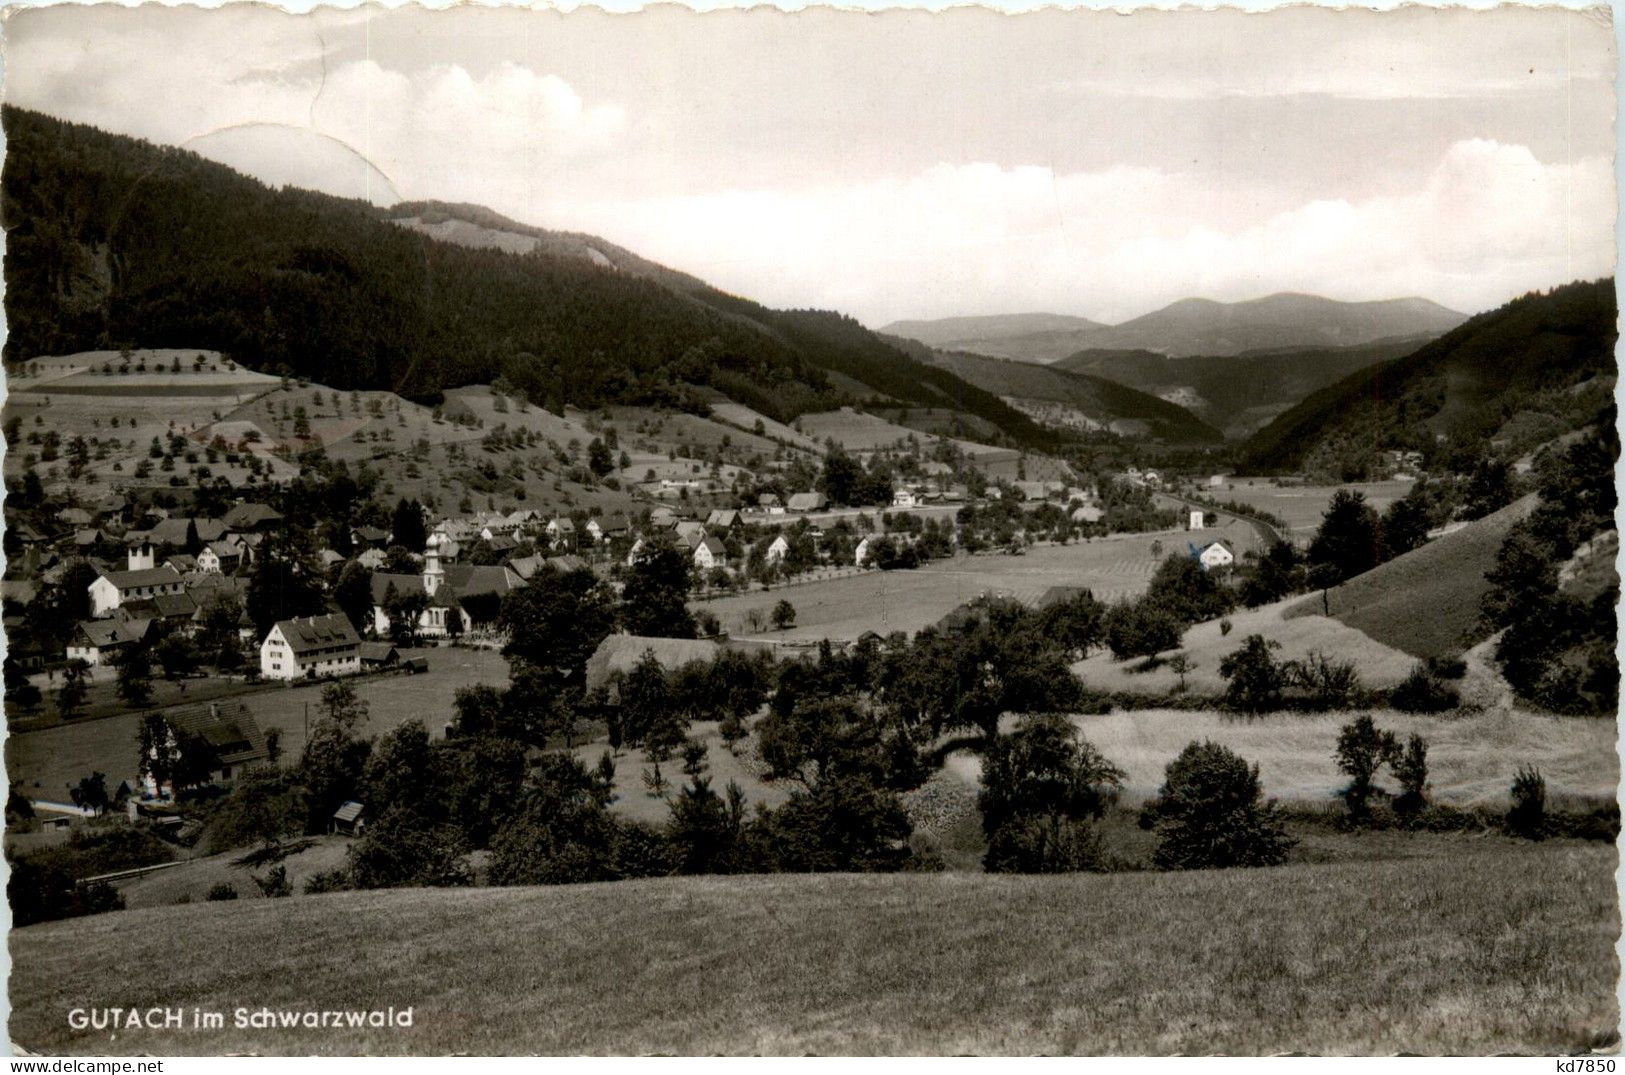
(882, 339), (1223, 444)
(884, 293), (1468, 363)
(1056, 336), (1434, 439)
(1236, 279), (1617, 477)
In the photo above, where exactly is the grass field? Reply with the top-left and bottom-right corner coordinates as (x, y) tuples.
(1283, 494), (1538, 658)
(1062, 706), (1618, 804)
(698, 537), (1177, 641)
(10, 843), (1616, 1055)
(1076, 600), (1420, 697)
(6, 648), (509, 800)
(1214, 479), (1418, 535)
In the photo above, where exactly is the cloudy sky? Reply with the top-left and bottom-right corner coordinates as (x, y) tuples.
(4, 4), (1615, 325)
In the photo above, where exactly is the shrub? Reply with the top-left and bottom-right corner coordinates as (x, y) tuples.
(1142, 740), (1293, 870)
(1390, 734), (1429, 823)
(1423, 654), (1467, 680)
(206, 882), (239, 901)
(1219, 634), (1288, 713)
(1289, 650), (1363, 710)
(252, 864), (292, 898)
(1390, 664), (1459, 714)
(303, 868), (353, 895)
(1334, 715), (1398, 825)
(1506, 765), (1546, 840)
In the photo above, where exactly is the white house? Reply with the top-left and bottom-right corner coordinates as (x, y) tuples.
(1197, 540), (1235, 571)
(545, 517), (576, 549)
(88, 566), (185, 618)
(765, 534), (791, 564)
(855, 535), (875, 566)
(260, 613), (362, 681)
(126, 539), (156, 571)
(1188, 509), (1206, 531)
(891, 487), (919, 509)
(67, 618), (151, 667)
(693, 536), (727, 571)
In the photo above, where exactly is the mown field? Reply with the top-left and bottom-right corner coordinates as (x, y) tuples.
(697, 538), (1169, 641)
(6, 648), (509, 801)
(1214, 479), (1417, 534)
(1064, 706), (1618, 804)
(1075, 600), (1419, 697)
(11, 843), (1616, 1055)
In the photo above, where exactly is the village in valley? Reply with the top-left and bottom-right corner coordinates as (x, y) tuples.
(1, 4), (1619, 1058)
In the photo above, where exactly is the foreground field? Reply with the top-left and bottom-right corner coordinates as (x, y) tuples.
(1065, 707), (1618, 804)
(11, 843), (1616, 1055)
(6, 648), (508, 800)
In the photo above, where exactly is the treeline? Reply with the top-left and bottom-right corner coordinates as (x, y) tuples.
(1, 108), (1063, 450)
(1479, 422), (1618, 715)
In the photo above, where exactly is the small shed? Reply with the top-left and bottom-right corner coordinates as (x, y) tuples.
(332, 800), (367, 836)
(358, 642), (401, 671)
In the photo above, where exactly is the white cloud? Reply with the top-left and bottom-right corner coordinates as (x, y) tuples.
(549, 139), (1615, 325)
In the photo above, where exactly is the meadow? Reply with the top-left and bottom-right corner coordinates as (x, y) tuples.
(6, 648), (509, 802)
(698, 538), (1167, 641)
(1062, 706), (1618, 804)
(1211, 478), (1418, 535)
(12, 842), (1616, 1055)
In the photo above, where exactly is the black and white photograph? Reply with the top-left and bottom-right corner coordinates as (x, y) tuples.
(0, 1), (1618, 1057)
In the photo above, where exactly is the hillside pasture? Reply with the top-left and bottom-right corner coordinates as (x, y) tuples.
(1214, 478), (1418, 535)
(698, 537), (1172, 642)
(1074, 599), (1418, 698)
(10, 843), (1616, 1055)
(6, 648), (509, 801)
(1283, 494), (1538, 657)
(709, 401), (825, 452)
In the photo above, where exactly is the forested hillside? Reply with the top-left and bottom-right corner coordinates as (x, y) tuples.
(1235, 280), (1617, 476)
(1, 108), (1059, 447)
(1057, 337), (1430, 438)
(912, 346), (1223, 443)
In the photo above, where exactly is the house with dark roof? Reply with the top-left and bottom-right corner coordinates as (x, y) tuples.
(358, 641), (401, 670)
(120, 590), (199, 629)
(66, 618), (152, 667)
(142, 702), (268, 796)
(221, 503), (284, 532)
(351, 525), (391, 549)
(88, 565), (185, 617)
(787, 492), (827, 513)
(260, 613), (361, 680)
(585, 634), (721, 697)
(331, 800), (367, 836)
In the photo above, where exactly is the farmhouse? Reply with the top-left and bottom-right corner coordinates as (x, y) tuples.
(196, 538), (247, 575)
(545, 517), (576, 549)
(693, 535), (728, 571)
(260, 613), (362, 680)
(757, 494), (785, 515)
(787, 492), (827, 513)
(66, 617), (152, 666)
(891, 488), (919, 509)
(586, 516), (631, 544)
(585, 634), (721, 696)
(706, 509), (743, 532)
(1195, 540), (1236, 571)
(142, 701), (268, 797)
(765, 534), (791, 564)
(358, 642), (401, 671)
(88, 565), (185, 617)
(221, 502), (284, 532)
